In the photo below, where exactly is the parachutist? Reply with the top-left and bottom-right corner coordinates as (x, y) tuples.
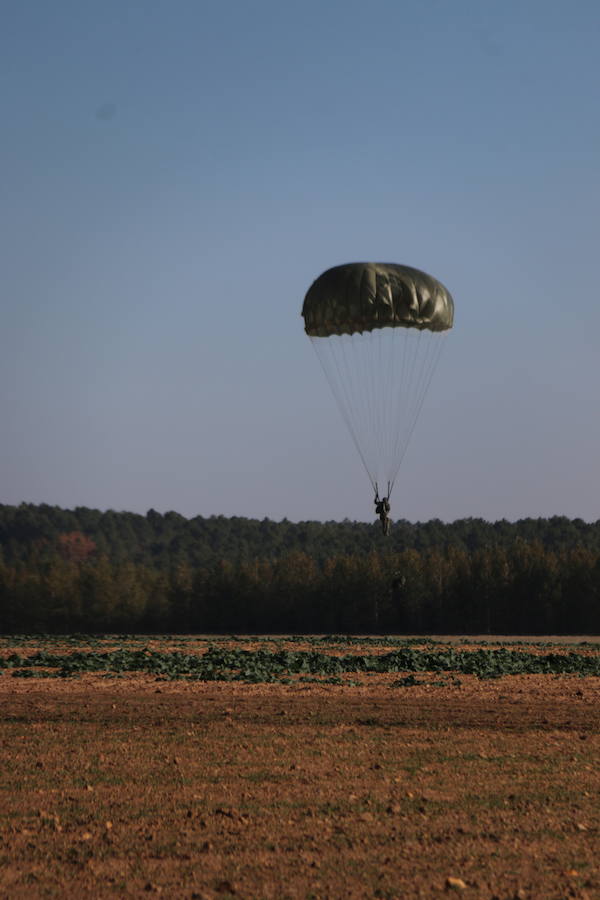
(374, 494), (391, 536)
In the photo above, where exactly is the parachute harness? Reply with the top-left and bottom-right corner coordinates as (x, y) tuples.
(374, 485), (392, 536)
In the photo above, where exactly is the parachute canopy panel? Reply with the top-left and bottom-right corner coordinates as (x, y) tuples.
(302, 262), (454, 337)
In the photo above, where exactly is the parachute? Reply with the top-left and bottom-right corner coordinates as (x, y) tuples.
(302, 262), (454, 510)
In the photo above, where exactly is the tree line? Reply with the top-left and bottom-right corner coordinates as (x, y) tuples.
(0, 503), (599, 634)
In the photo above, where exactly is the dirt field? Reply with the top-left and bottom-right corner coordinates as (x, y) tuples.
(1, 637), (599, 899)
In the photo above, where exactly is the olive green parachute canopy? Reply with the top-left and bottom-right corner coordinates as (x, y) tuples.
(302, 262), (454, 337)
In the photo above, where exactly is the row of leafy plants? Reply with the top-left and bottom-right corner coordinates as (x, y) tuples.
(2, 644), (599, 683)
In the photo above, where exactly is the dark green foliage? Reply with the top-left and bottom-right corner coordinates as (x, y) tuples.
(1, 503), (600, 634)
(2, 637), (598, 682)
(3, 503), (600, 568)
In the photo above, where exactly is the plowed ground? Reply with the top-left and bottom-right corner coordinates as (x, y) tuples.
(1, 638), (599, 899)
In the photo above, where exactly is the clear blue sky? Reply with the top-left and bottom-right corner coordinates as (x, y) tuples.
(3, 0), (600, 524)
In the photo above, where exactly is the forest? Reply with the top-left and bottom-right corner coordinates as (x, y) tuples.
(1, 502), (599, 634)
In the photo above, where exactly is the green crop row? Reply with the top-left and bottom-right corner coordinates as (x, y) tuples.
(1, 644), (599, 683)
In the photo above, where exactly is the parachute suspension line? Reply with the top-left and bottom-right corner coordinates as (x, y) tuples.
(344, 330), (379, 494)
(388, 330), (420, 494)
(408, 331), (447, 447)
(387, 330), (447, 494)
(386, 330), (396, 495)
(373, 480), (391, 504)
(397, 328), (423, 467)
(388, 329), (433, 493)
(381, 328), (395, 483)
(382, 326), (419, 500)
(385, 327), (409, 498)
(310, 335), (377, 494)
(358, 327), (397, 495)
(332, 334), (376, 491)
(310, 326), (447, 502)
(378, 328), (389, 483)
(406, 332), (446, 466)
(368, 328), (386, 487)
(379, 325), (395, 496)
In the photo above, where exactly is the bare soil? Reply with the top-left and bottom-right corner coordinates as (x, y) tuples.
(1, 639), (599, 899)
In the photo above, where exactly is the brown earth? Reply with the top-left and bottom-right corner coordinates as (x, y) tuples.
(0, 641), (599, 899)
